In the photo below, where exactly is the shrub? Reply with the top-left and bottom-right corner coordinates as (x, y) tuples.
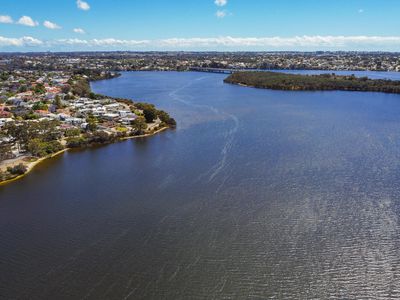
(65, 128), (81, 137)
(66, 136), (88, 148)
(7, 164), (27, 175)
(143, 108), (157, 123)
(90, 131), (115, 144)
(32, 102), (48, 111)
(0, 170), (9, 181)
(157, 110), (176, 127)
(27, 139), (64, 157)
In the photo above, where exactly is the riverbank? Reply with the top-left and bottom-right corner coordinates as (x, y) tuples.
(0, 149), (68, 186)
(0, 125), (170, 186)
(0, 70), (176, 187)
(224, 71), (400, 94)
(121, 126), (169, 140)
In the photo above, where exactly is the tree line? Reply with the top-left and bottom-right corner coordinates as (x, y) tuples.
(224, 72), (400, 94)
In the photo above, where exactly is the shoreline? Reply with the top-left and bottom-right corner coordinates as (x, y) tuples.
(227, 80), (400, 94)
(0, 126), (170, 187)
(121, 126), (169, 140)
(0, 68), (176, 187)
(0, 148), (68, 186)
(224, 71), (400, 94)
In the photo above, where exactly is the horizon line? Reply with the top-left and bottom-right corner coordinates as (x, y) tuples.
(1, 50), (400, 54)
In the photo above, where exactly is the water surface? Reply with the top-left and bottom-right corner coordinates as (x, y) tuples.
(1, 71), (400, 299)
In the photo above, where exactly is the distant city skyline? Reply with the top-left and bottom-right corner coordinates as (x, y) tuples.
(1, 0), (400, 52)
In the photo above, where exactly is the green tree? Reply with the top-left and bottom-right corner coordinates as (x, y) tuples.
(18, 85), (28, 93)
(27, 138), (63, 157)
(7, 164), (27, 175)
(0, 72), (9, 81)
(73, 79), (91, 97)
(61, 85), (71, 94)
(54, 95), (64, 109)
(157, 110), (177, 127)
(131, 117), (147, 135)
(3, 120), (61, 152)
(65, 128), (81, 137)
(86, 115), (98, 132)
(33, 83), (46, 94)
(32, 102), (48, 111)
(143, 108), (157, 123)
(0, 143), (13, 161)
(27, 138), (46, 157)
(66, 136), (88, 148)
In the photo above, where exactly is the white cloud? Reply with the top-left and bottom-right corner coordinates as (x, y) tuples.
(17, 16), (39, 27)
(52, 38), (150, 47)
(0, 36), (43, 47)
(216, 10), (227, 18)
(0, 15), (13, 24)
(77, 0), (90, 11)
(215, 0), (227, 7)
(156, 36), (400, 50)
(61, 36), (400, 50)
(43, 20), (61, 30)
(73, 28), (86, 34)
(2, 35), (400, 51)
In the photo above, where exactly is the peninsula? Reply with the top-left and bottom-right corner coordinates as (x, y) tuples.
(224, 71), (400, 94)
(0, 69), (176, 185)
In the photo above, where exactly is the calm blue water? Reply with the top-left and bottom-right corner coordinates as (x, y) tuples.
(1, 71), (400, 299)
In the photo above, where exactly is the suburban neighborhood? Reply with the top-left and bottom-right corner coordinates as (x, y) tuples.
(0, 68), (176, 183)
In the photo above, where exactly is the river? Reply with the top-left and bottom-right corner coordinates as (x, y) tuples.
(1, 71), (400, 299)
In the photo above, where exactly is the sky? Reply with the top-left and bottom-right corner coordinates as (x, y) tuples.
(1, 0), (400, 52)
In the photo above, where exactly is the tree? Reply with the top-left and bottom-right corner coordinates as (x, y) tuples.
(27, 138), (46, 157)
(73, 79), (91, 97)
(54, 95), (64, 109)
(3, 122), (30, 151)
(35, 120), (61, 142)
(27, 138), (63, 157)
(131, 117), (147, 135)
(89, 92), (97, 99)
(33, 83), (46, 94)
(0, 170), (8, 181)
(65, 128), (81, 137)
(66, 136), (87, 148)
(3, 120), (61, 152)
(18, 85), (28, 93)
(143, 108), (157, 123)
(61, 85), (71, 94)
(86, 115), (98, 132)
(0, 72), (9, 81)
(90, 131), (114, 144)
(23, 112), (39, 120)
(0, 143), (13, 161)
(32, 102), (48, 111)
(7, 164), (27, 175)
(157, 110), (177, 127)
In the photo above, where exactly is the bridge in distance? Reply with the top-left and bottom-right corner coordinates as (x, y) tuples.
(189, 67), (263, 74)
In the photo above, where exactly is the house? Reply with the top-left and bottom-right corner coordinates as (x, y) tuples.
(120, 117), (137, 125)
(118, 110), (132, 118)
(65, 117), (86, 125)
(0, 118), (14, 127)
(0, 106), (12, 118)
(103, 113), (119, 120)
(35, 110), (51, 117)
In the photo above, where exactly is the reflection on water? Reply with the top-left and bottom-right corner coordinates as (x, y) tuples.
(1, 71), (400, 299)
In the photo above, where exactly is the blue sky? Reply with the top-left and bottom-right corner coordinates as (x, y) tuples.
(1, 0), (400, 51)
